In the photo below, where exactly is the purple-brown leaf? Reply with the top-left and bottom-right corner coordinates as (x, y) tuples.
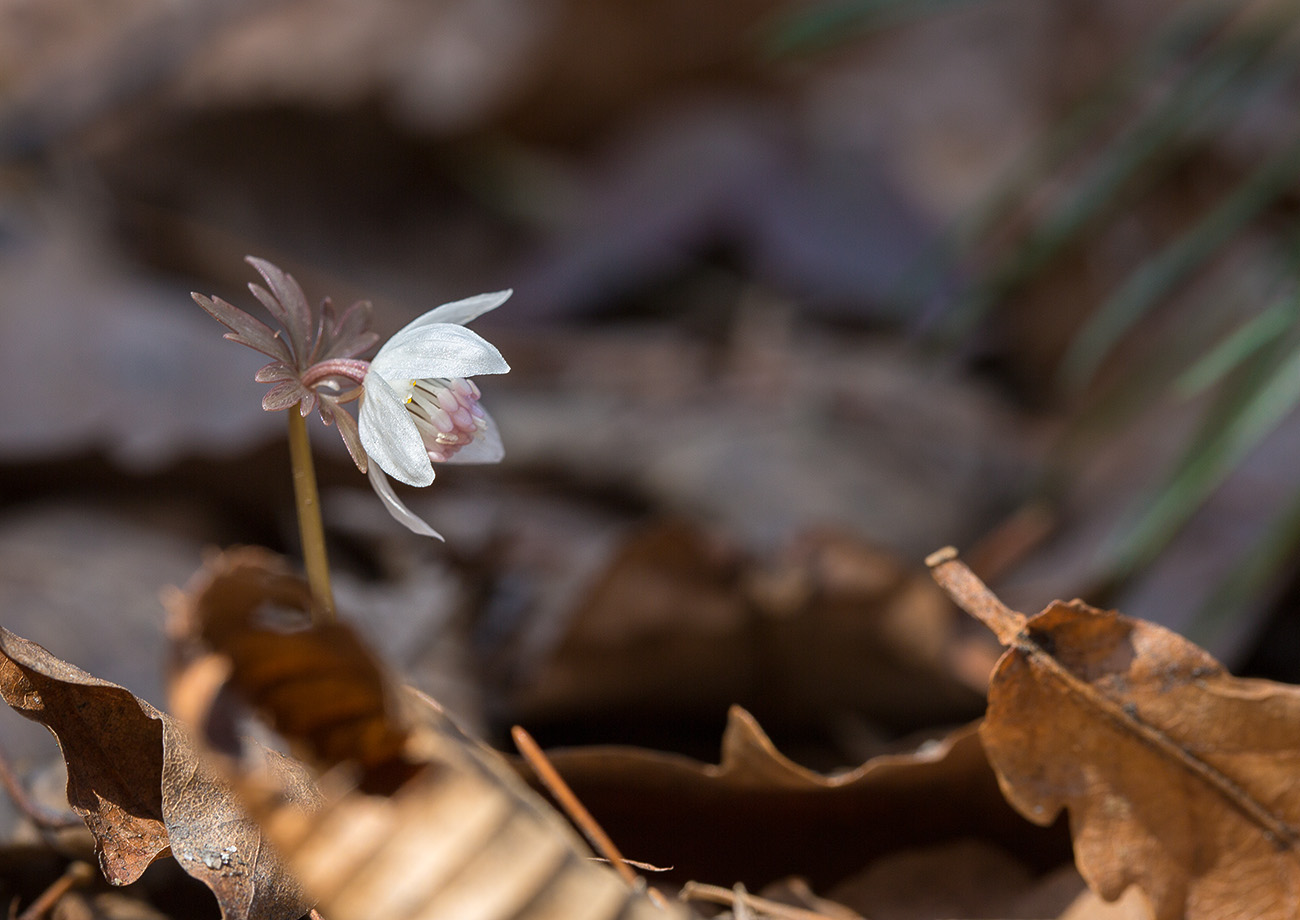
(192, 293), (292, 363)
(246, 258), (313, 365)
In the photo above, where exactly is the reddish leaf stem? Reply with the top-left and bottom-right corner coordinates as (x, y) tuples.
(925, 546), (1026, 645)
(512, 725), (668, 909)
(679, 882), (858, 920)
(15, 861), (93, 920)
(0, 742), (80, 830)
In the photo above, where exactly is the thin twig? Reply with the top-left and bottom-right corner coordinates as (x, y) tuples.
(512, 726), (669, 909)
(679, 882), (865, 920)
(0, 744), (79, 830)
(15, 861), (94, 920)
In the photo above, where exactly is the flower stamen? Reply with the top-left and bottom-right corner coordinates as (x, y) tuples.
(401, 377), (489, 463)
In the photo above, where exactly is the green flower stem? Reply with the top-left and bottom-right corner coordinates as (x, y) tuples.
(287, 410), (336, 623)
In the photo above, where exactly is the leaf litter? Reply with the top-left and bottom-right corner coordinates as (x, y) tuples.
(6, 538), (1300, 918)
(0, 625), (318, 920)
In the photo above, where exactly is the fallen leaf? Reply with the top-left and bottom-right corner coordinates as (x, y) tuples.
(929, 550), (1300, 920)
(166, 546), (415, 790)
(825, 839), (1083, 920)
(514, 520), (985, 736)
(1058, 885), (1156, 920)
(0, 627), (316, 920)
(534, 706), (1070, 891)
(0, 629), (168, 885)
(170, 547), (698, 920)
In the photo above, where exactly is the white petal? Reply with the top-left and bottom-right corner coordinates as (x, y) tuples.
(358, 374), (434, 486)
(370, 324), (510, 381)
(368, 466), (444, 539)
(394, 290), (512, 332)
(444, 407), (504, 464)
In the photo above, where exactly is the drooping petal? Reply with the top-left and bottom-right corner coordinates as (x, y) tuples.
(390, 290), (512, 337)
(442, 407), (504, 464)
(367, 465), (444, 540)
(357, 373), (434, 486)
(370, 324), (510, 382)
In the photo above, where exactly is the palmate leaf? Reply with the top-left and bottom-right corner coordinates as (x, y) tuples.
(247, 257), (315, 365)
(193, 293), (292, 363)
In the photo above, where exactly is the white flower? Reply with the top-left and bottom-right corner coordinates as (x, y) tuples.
(358, 291), (511, 538)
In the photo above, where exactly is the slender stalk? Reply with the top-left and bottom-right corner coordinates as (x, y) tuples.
(511, 725), (668, 909)
(287, 410), (336, 622)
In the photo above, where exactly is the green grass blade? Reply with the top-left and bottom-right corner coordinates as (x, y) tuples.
(1175, 299), (1299, 397)
(766, 0), (991, 56)
(1186, 479), (1300, 646)
(1100, 318), (1300, 579)
(1061, 126), (1300, 390)
(897, 1), (1241, 320)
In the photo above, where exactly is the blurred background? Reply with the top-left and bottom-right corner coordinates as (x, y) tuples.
(3, 0), (1300, 773)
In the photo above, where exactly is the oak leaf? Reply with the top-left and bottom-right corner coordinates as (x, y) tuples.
(929, 549), (1300, 920)
(0, 627), (317, 920)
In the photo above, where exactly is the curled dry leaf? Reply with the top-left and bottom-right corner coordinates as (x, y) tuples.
(515, 520), (983, 732)
(534, 705), (1069, 891)
(0, 628), (167, 884)
(171, 547), (698, 920)
(166, 546), (415, 791)
(928, 550), (1300, 920)
(0, 628), (317, 920)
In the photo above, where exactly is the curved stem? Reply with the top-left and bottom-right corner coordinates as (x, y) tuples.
(301, 358), (370, 389)
(287, 410), (336, 623)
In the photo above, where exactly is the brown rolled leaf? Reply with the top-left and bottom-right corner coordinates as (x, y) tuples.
(929, 553), (1300, 920)
(167, 546), (415, 790)
(0, 627), (315, 920)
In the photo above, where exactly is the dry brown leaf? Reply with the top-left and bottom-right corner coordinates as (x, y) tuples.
(1057, 886), (1156, 920)
(929, 550), (1300, 920)
(0, 629), (167, 885)
(516, 520), (984, 733)
(0, 627), (316, 920)
(170, 547), (698, 920)
(166, 545), (416, 791)
(826, 839), (1084, 920)
(535, 705), (1070, 891)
